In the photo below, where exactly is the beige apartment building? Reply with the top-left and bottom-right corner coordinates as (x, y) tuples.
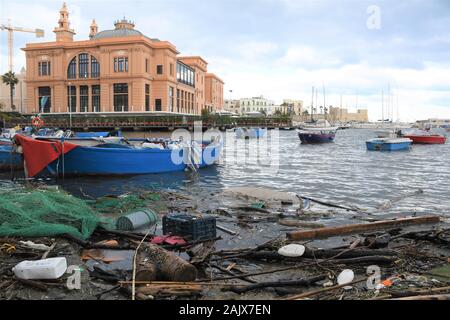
(22, 3), (223, 115)
(279, 99), (303, 115)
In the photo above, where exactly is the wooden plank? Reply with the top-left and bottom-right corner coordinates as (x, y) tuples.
(287, 216), (440, 240)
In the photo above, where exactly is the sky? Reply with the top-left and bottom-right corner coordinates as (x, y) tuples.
(1, 0), (449, 121)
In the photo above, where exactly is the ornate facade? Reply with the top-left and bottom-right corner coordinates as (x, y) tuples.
(23, 3), (224, 115)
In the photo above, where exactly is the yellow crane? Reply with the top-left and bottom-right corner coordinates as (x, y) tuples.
(0, 19), (45, 72)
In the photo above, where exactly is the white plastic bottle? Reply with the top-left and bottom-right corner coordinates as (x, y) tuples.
(12, 257), (67, 280)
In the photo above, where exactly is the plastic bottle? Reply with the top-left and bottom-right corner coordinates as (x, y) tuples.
(12, 257), (67, 280)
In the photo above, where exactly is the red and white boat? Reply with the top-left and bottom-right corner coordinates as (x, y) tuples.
(402, 129), (447, 144)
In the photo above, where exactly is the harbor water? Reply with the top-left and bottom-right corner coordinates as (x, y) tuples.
(1, 129), (449, 222)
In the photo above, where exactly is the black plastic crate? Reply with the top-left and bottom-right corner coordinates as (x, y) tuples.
(162, 213), (216, 240)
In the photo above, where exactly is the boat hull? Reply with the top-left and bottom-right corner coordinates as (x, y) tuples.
(366, 139), (412, 151)
(46, 144), (221, 176)
(403, 135), (446, 144)
(298, 132), (335, 144)
(0, 146), (23, 170)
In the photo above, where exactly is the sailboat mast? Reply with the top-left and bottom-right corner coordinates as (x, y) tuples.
(311, 86), (314, 122)
(323, 82), (326, 120)
(382, 89), (384, 123)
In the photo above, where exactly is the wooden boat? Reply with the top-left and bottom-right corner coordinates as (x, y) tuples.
(14, 135), (221, 177)
(402, 131), (446, 144)
(297, 128), (337, 144)
(366, 138), (412, 151)
(0, 145), (23, 171)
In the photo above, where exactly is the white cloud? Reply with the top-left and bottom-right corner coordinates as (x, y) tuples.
(220, 60), (450, 121)
(277, 45), (341, 68)
(235, 41), (279, 60)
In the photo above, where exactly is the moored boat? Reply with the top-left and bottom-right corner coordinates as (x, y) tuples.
(297, 128), (337, 144)
(366, 138), (412, 151)
(0, 145), (23, 171)
(14, 135), (222, 177)
(401, 130), (447, 144)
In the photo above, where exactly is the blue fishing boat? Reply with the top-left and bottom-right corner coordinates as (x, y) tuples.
(366, 138), (412, 151)
(0, 138), (12, 146)
(15, 135), (222, 177)
(0, 145), (23, 171)
(74, 130), (122, 138)
(235, 127), (267, 139)
(297, 128), (337, 144)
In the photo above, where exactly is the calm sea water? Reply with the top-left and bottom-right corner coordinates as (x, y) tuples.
(1, 129), (449, 220)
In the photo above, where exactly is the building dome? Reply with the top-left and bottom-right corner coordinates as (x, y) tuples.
(91, 18), (144, 39)
(91, 28), (143, 39)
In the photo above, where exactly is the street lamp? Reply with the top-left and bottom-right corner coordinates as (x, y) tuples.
(68, 82), (72, 129)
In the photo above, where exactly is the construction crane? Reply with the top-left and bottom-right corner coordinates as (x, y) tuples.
(0, 19), (45, 72)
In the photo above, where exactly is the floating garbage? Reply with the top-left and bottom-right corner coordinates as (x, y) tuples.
(277, 244), (306, 257)
(116, 209), (158, 231)
(12, 257), (67, 280)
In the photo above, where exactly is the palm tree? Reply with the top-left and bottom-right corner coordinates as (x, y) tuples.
(1, 71), (19, 111)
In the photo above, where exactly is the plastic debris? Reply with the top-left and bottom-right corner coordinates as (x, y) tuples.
(19, 241), (52, 251)
(12, 257), (67, 280)
(278, 244), (306, 257)
(337, 269), (354, 285)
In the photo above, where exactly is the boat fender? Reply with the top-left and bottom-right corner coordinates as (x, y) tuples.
(142, 143), (164, 150)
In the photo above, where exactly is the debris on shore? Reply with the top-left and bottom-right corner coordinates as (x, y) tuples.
(0, 184), (449, 300)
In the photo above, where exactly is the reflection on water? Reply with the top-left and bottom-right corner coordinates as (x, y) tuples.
(1, 129), (449, 219)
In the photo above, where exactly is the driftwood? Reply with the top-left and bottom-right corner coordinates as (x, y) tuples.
(140, 243), (197, 282)
(304, 248), (398, 259)
(188, 241), (216, 265)
(216, 225), (239, 236)
(287, 216), (440, 240)
(390, 294), (450, 300)
(285, 278), (367, 300)
(278, 219), (325, 229)
(392, 228), (450, 245)
(240, 248), (397, 261)
(297, 195), (363, 212)
(228, 274), (327, 294)
(210, 264), (257, 283)
(238, 251), (396, 265)
(382, 286), (450, 299)
(15, 278), (48, 291)
(136, 283), (202, 297)
(135, 251), (158, 282)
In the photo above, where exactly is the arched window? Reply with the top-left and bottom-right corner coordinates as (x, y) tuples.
(79, 53), (89, 78)
(67, 53), (100, 79)
(91, 56), (100, 78)
(68, 57), (77, 79)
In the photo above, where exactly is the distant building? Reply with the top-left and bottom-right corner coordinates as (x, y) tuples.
(416, 118), (450, 128)
(239, 96), (275, 115)
(0, 68), (27, 112)
(328, 107), (368, 122)
(205, 73), (224, 113)
(224, 99), (240, 114)
(279, 99), (303, 115)
(22, 3), (223, 115)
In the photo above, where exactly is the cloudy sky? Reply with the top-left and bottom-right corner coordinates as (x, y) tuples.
(1, 0), (449, 121)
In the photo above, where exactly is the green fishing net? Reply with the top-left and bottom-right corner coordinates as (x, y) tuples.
(0, 187), (104, 240)
(89, 192), (162, 214)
